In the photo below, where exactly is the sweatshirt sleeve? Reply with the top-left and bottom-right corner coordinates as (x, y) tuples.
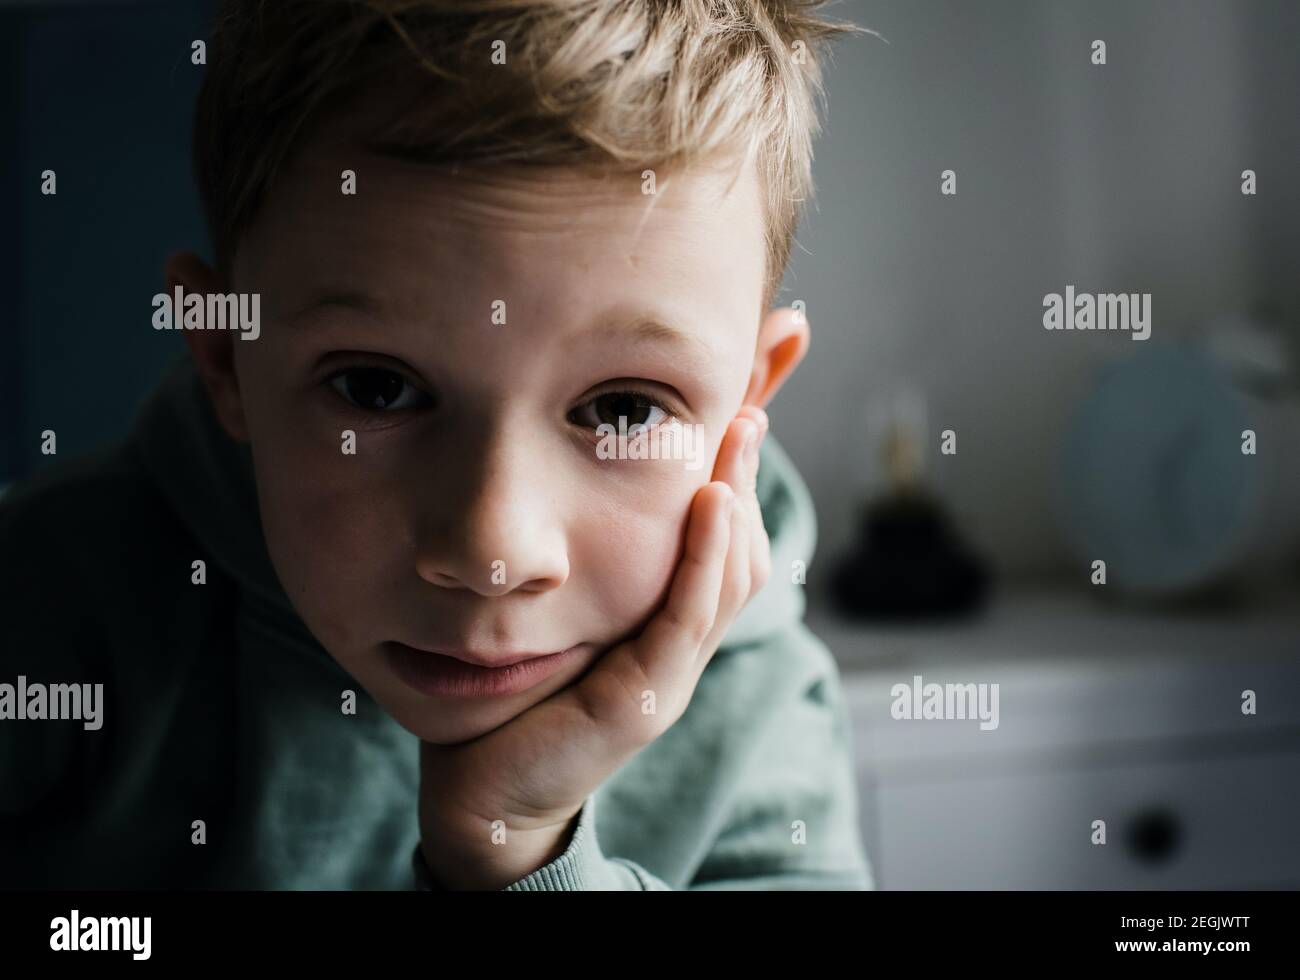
(411, 794), (672, 891)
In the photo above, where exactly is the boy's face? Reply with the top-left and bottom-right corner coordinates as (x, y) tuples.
(181, 129), (806, 745)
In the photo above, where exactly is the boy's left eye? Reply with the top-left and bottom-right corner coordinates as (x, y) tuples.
(569, 390), (673, 431)
(328, 368), (431, 412)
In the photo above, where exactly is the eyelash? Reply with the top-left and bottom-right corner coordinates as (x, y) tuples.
(323, 366), (680, 430)
(568, 388), (680, 433)
(325, 365), (431, 417)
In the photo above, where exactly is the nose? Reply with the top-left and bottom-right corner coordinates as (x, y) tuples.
(414, 432), (570, 597)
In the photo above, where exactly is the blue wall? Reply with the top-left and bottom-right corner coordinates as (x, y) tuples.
(3, 1), (214, 482)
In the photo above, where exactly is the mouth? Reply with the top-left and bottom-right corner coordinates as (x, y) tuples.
(382, 641), (586, 699)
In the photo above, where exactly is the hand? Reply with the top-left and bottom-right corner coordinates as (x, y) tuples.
(417, 406), (772, 889)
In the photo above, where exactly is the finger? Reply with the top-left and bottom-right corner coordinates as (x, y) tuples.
(726, 405), (767, 497)
(712, 411), (770, 602)
(701, 493), (750, 660)
(745, 417), (771, 588)
(748, 493), (772, 595)
(701, 414), (772, 658)
(741, 415), (761, 496)
(737, 404), (768, 447)
(633, 480), (734, 676)
(735, 405), (768, 444)
(712, 415), (758, 494)
(725, 408), (769, 586)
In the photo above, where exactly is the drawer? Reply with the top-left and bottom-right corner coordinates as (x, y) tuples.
(864, 748), (1300, 889)
(841, 655), (1300, 769)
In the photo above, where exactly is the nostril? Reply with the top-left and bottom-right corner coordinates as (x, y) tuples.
(421, 570), (464, 589)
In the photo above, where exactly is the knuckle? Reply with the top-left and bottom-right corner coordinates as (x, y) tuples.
(726, 566), (751, 611)
(685, 612), (714, 647)
(633, 696), (679, 742)
(665, 603), (711, 647)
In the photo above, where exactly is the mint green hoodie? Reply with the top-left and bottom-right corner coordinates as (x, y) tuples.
(0, 353), (872, 890)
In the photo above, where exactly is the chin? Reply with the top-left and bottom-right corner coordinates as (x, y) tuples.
(379, 692), (526, 744)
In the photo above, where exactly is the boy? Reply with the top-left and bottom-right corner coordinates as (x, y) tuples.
(0, 0), (872, 890)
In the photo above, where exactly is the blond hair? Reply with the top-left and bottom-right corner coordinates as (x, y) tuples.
(194, 0), (869, 309)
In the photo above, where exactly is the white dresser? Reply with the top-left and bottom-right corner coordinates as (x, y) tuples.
(807, 586), (1300, 889)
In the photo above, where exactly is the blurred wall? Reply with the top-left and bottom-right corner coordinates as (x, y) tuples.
(1, 0), (213, 481)
(777, 0), (1300, 582)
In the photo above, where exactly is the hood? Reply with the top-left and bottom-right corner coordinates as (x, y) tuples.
(129, 352), (818, 655)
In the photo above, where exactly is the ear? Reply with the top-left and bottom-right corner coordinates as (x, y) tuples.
(165, 251), (250, 442)
(742, 305), (811, 409)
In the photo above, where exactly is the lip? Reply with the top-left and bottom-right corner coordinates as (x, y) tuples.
(383, 641), (585, 699)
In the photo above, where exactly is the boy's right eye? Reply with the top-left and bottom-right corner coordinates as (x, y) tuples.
(328, 368), (432, 413)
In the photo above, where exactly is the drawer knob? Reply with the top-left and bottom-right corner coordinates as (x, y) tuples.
(1125, 806), (1182, 864)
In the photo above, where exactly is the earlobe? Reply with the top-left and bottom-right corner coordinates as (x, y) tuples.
(743, 306), (811, 409)
(164, 250), (250, 442)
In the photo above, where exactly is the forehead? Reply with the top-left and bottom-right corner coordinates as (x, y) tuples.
(238, 133), (767, 322)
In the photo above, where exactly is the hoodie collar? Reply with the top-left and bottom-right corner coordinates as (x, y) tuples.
(130, 353), (298, 619)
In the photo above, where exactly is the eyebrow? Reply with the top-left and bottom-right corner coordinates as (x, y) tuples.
(281, 294), (720, 369)
(583, 315), (719, 369)
(280, 290), (384, 326)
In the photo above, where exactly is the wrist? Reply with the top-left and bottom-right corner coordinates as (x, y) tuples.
(419, 811), (580, 890)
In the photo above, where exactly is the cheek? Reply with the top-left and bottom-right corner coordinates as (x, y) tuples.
(244, 410), (408, 648)
(572, 471), (706, 637)
(587, 517), (679, 632)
